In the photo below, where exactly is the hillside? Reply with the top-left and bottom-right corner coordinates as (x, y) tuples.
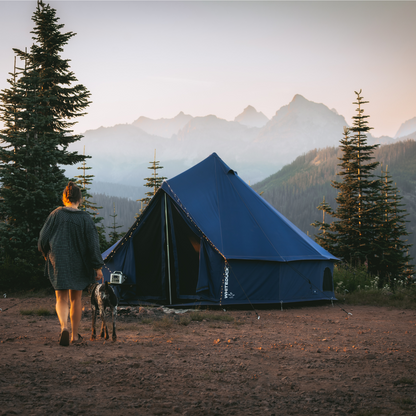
(91, 193), (140, 238)
(252, 139), (416, 266)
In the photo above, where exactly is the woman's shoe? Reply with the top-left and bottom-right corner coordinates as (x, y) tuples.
(59, 329), (70, 346)
(71, 334), (84, 344)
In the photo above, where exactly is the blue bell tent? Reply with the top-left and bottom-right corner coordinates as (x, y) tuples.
(102, 153), (338, 306)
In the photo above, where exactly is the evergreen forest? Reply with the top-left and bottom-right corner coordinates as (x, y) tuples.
(252, 139), (416, 269)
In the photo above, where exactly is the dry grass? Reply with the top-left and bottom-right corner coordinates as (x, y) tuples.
(152, 316), (174, 331)
(339, 288), (416, 310)
(20, 308), (54, 316)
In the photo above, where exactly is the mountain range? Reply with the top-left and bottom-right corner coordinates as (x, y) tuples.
(66, 94), (415, 198)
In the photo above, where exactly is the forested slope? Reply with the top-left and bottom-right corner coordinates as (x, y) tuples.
(91, 193), (140, 238)
(253, 140), (416, 265)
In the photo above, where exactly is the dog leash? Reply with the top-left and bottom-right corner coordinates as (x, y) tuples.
(0, 294), (20, 312)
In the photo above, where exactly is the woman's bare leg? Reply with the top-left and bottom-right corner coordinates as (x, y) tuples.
(69, 290), (83, 342)
(55, 290), (69, 332)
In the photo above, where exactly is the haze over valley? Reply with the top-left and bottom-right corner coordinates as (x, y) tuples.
(67, 94), (408, 198)
(68, 93), (416, 268)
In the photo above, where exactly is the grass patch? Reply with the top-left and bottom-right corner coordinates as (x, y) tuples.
(152, 316), (174, 331)
(7, 288), (54, 298)
(334, 264), (416, 309)
(393, 377), (414, 386)
(79, 360), (95, 367)
(20, 308), (54, 316)
(116, 324), (141, 332)
(179, 316), (191, 326)
(394, 396), (414, 405)
(356, 410), (384, 416)
(338, 289), (416, 310)
(208, 313), (234, 322)
(189, 311), (234, 322)
(189, 311), (204, 321)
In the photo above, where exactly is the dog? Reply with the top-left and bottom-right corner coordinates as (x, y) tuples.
(89, 281), (118, 341)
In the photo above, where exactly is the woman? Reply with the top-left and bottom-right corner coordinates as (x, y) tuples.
(38, 181), (104, 346)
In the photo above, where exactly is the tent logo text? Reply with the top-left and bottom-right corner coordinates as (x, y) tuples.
(224, 265), (235, 299)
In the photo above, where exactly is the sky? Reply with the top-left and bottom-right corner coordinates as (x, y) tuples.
(0, 0), (415, 138)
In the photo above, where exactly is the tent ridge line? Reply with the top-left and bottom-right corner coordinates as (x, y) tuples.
(214, 157), (225, 254)
(103, 187), (165, 263)
(163, 181), (227, 261)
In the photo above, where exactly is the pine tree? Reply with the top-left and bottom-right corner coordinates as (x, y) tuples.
(107, 203), (124, 247)
(0, 1), (90, 280)
(312, 90), (413, 283)
(330, 91), (380, 267)
(311, 196), (334, 253)
(372, 166), (413, 286)
(138, 150), (167, 213)
(348, 90), (380, 270)
(74, 147), (108, 252)
(75, 147), (98, 214)
(327, 126), (359, 261)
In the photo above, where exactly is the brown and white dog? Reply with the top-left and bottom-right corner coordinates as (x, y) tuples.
(90, 282), (118, 341)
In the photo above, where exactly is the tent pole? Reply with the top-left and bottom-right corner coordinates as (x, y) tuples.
(164, 194), (172, 304)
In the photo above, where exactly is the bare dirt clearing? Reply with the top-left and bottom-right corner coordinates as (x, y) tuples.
(1, 296), (415, 416)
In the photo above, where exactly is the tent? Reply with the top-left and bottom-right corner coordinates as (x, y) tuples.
(102, 153), (338, 306)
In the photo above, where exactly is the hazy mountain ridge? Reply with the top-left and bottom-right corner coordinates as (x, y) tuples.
(395, 116), (416, 139)
(66, 94), (415, 194)
(132, 111), (193, 138)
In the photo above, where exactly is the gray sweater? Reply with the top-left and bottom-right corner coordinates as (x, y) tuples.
(38, 207), (104, 290)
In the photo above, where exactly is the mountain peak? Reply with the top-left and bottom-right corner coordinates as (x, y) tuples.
(235, 105), (269, 128)
(291, 94), (307, 103)
(243, 105), (256, 112)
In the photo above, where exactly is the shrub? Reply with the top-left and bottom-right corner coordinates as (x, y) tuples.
(0, 255), (47, 293)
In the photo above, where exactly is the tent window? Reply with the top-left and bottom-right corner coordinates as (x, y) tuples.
(322, 267), (333, 292)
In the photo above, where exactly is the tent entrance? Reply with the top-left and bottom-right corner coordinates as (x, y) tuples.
(130, 192), (201, 304)
(166, 196), (201, 303)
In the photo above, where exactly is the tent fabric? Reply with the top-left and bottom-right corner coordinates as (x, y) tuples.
(103, 152), (337, 306)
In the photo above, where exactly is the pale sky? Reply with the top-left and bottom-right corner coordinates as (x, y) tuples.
(0, 0), (415, 138)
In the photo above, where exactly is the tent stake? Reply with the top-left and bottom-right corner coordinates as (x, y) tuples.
(165, 194), (172, 305)
(281, 301), (283, 311)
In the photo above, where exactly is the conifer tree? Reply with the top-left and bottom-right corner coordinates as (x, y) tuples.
(324, 126), (359, 261)
(75, 147), (99, 215)
(330, 91), (380, 267)
(107, 203), (124, 247)
(138, 150), (167, 213)
(311, 196), (334, 252)
(74, 147), (108, 252)
(0, 1), (90, 278)
(313, 90), (413, 282)
(372, 166), (413, 285)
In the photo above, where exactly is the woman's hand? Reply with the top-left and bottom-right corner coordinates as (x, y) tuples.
(95, 269), (103, 282)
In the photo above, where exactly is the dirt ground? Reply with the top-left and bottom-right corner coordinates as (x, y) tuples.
(0, 295), (415, 416)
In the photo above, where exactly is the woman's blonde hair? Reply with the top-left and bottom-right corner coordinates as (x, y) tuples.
(62, 181), (82, 205)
